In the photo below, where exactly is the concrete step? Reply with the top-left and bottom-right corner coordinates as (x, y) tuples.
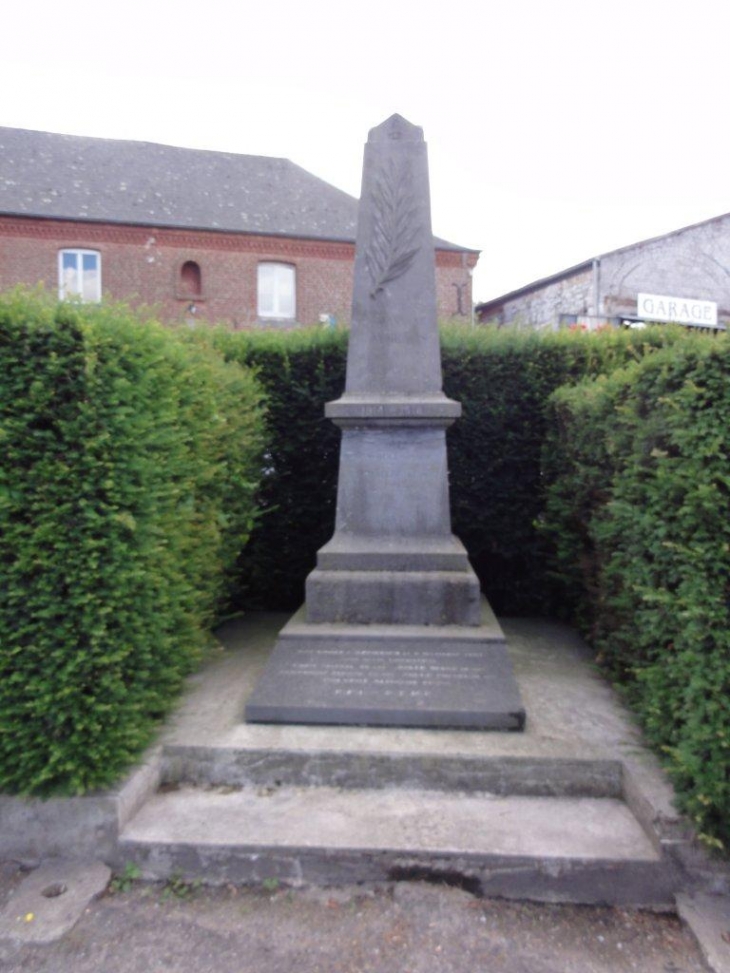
(103, 614), (693, 910)
(161, 743), (624, 799)
(118, 783), (677, 908)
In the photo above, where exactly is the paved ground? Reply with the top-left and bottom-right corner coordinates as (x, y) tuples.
(0, 862), (708, 973)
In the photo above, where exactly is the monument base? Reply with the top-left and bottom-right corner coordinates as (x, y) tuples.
(245, 600), (525, 731)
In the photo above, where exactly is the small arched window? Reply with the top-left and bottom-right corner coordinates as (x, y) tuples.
(180, 260), (202, 297)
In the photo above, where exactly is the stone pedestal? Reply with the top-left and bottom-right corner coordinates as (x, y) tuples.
(245, 115), (525, 730)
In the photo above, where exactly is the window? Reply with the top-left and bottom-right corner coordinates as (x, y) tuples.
(179, 260), (202, 297)
(59, 249), (101, 302)
(257, 262), (295, 320)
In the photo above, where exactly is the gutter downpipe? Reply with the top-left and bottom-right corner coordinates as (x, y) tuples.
(592, 257), (601, 319)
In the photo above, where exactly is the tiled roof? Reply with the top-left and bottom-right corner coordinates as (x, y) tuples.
(0, 127), (469, 251)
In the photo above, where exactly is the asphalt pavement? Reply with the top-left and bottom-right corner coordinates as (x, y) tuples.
(0, 860), (713, 973)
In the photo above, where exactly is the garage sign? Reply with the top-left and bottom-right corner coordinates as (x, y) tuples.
(637, 293), (717, 327)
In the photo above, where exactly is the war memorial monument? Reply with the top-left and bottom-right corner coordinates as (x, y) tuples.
(246, 115), (525, 730)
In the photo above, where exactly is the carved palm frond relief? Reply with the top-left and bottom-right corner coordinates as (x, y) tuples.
(366, 158), (420, 298)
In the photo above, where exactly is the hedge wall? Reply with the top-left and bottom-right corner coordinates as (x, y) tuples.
(214, 327), (347, 609)
(0, 293), (264, 795)
(216, 323), (679, 615)
(441, 325), (682, 613)
(542, 335), (730, 848)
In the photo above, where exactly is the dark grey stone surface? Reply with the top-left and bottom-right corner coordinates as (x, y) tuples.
(342, 114), (449, 396)
(246, 115), (524, 729)
(305, 569), (482, 626)
(162, 747), (624, 798)
(118, 842), (678, 910)
(245, 637), (523, 729)
(325, 395), (461, 426)
(315, 534), (471, 572)
(246, 604), (524, 730)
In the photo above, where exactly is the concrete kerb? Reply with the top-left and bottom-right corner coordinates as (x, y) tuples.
(0, 746), (163, 865)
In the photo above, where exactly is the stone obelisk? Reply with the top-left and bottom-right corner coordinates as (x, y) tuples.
(246, 115), (525, 730)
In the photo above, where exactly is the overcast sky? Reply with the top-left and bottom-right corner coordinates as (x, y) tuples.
(3, 0), (729, 303)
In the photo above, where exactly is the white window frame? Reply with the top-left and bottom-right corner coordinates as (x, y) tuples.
(257, 262), (296, 320)
(58, 249), (102, 302)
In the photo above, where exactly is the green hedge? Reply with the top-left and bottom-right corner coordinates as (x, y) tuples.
(213, 327), (347, 609)
(542, 335), (730, 848)
(441, 325), (680, 612)
(0, 292), (264, 795)
(216, 323), (678, 614)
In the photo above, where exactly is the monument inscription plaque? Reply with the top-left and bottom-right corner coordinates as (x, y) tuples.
(246, 115), (525, 730)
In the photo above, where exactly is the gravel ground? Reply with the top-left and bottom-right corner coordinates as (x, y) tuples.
(0, 863), (707, 973)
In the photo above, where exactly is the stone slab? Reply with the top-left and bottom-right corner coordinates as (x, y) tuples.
(305, 568), (482, 625)
(316, 534), (471, 572)
(326, 394), (460, 427)
(163, 746), (623, 798)
(285, 600), (504, 642)
(676, 893), (730, 973)
(0, 860), (110, 944)
(122, 785), (659, 860)
(246, 603), (524, 730)
(118, 784), (678, 907)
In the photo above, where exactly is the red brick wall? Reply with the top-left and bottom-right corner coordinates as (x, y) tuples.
(435, 249), (478, 321)
(0, 216), (478, 326)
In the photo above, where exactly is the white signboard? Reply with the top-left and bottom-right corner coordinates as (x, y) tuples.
(637, 293), (717, 327)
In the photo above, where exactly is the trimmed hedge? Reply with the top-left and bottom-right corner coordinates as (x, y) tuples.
(0, 292), (264, 795)
(441, 324), (680, 613)
(213, 327), (347, 609)
(215, 323), (679, 614)
(542, 335), (730, 848)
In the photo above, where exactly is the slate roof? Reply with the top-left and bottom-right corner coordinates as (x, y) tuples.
(0, 127), (469, 252)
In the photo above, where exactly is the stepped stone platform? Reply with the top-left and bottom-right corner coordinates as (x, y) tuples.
(132, 614), (697, 907)
(5, 614), (723, 908)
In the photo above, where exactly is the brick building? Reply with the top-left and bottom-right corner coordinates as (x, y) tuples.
(476, 214), (730, 332)
(0, 127), (478, 328)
